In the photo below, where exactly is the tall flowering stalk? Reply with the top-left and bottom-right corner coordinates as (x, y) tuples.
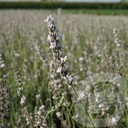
(44, 15), (73, 83)
(44, 15), (74, 128)
(44, 15), (95, 128)
(15, 71), (33, 127)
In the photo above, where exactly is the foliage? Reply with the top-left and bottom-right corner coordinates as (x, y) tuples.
(0, 1), (128, 9)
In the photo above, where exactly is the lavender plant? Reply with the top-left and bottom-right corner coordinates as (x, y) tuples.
(44, 15), (75, 128)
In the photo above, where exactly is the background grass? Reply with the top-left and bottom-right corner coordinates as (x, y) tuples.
(63, 9), (128, 15)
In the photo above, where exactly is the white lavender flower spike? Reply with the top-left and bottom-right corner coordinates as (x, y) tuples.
(44, 16), (50, 23)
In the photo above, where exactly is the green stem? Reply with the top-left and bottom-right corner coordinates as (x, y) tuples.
(71, 85), (95, 128)
(48, 82), (54, 127)
(24, 106), (33, 128)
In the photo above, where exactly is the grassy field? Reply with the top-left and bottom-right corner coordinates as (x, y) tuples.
(63, 9), (128, 15)
(0, 10), (128, 128)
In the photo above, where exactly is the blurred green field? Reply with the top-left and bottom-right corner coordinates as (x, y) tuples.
(40, 9), (128, 16)
(63, 9), (128, 15)
(0, 10), (128, 128)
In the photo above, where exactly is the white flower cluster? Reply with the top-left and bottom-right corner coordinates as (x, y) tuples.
(107, 115), (120, 126)
(15, 71), (26, 106)
(36, 105), (48, 128)
(44, 15), (61, 51)
(113, 28), (122, 47)
(44, 15), (73, 83)
(77, 90), (86, 102)
(94, 85), (109, 115)
(20, 95), (26, 106)
(0, 53), (5, 68)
